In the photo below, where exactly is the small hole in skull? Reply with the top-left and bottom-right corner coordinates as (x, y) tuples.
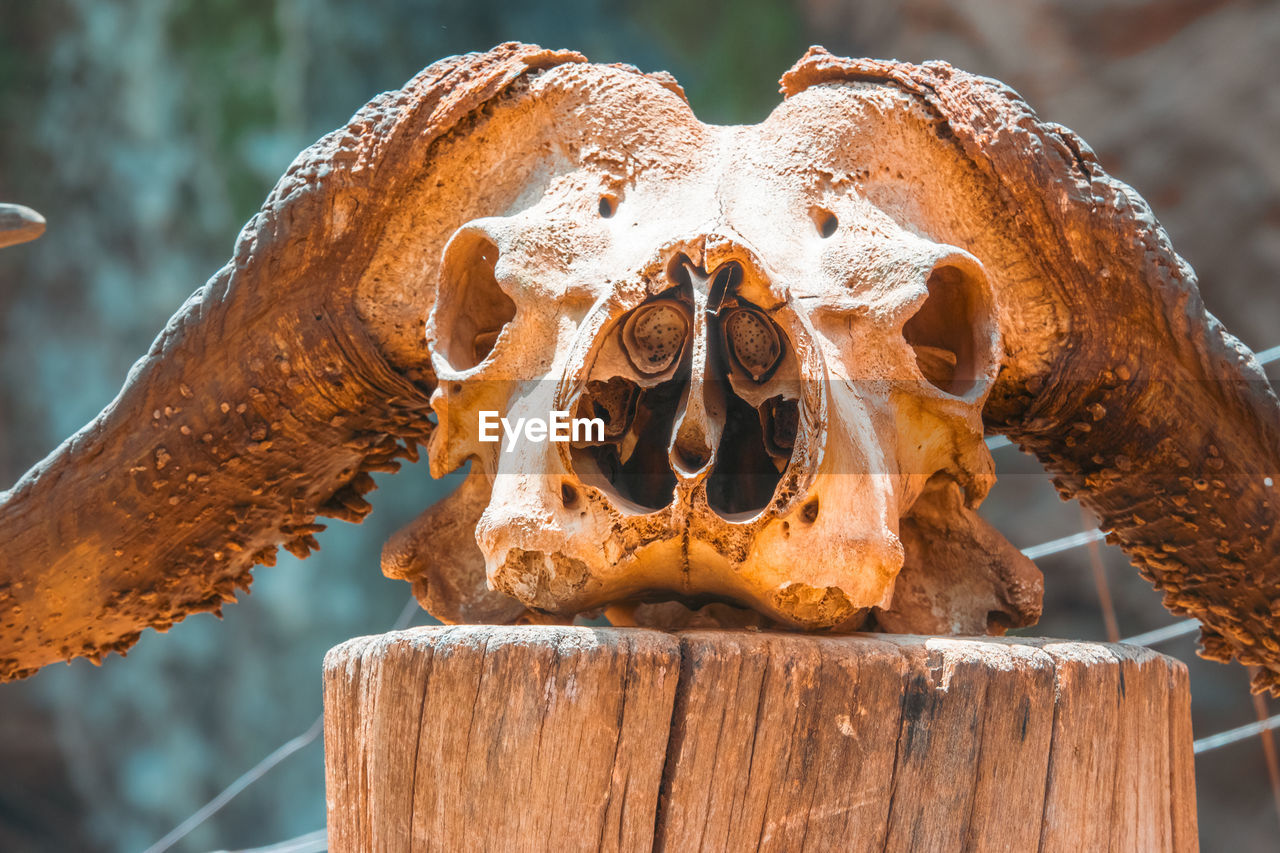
(674, 442), (709, 472)
(815, 209), (838, 238)
(707, 262), (741, 314)
(800, 496), (820, 524)
(664, 252), (697, 289)
(598, 196), (616, 218)
(580, 377), (639, 439)
(764, 397), (798, 455)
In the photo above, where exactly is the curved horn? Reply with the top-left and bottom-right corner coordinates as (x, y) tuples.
(779, 49), (1280, 692)
(0, 203), (45, 249)
(0, 43), (689, 679)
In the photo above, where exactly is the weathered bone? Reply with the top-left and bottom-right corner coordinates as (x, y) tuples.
(621, 299), (689, 375)
(382, 468), (527, 625)
(876, 477), (1044, 635)
(668, 284), (723, 476)
(723, 307), (781, 382)
(1, 44), (1278, 694)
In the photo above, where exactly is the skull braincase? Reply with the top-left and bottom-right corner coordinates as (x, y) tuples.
(419, 76), (1037, 633)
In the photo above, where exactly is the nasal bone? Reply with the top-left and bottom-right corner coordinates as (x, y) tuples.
(666, 258), (730, 477)
(673, 257), (741, 317)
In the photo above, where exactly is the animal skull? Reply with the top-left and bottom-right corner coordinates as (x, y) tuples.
(420, 155), (1010, 629)
(3, 44), (1277, 692)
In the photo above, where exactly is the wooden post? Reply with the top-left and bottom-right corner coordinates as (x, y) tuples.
(323, 626), (1197, 852)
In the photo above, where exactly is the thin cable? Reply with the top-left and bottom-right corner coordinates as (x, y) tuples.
(142, 716), (324, 853)
(1256, 344), (1280, 365)
(1121, 619), (1200, 647)
(391, 593), (421, 631)
(219, 828), (328, 853)
(1020, 528), (1107, 560)
(1194, 713), (1280, 754)
(987, 342), (1280, 453)
(144, 595), (419, 853)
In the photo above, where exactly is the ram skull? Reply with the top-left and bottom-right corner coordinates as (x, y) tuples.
(2, 44), (1278, 693)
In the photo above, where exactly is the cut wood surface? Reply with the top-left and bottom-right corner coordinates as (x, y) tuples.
(323, 626), (1197, 852)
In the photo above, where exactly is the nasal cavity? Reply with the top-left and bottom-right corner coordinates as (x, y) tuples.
(571, 376), (683, 512)
(706, 389), (791, 518)
(707, 296), (796, 520)
(569, 283), (694, 513)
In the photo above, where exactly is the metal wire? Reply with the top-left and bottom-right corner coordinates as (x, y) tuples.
(216, 828), (328, 853)
(1256, 344), (1280, 365)
(150, 338), (1280, 849)
(141, 717), (324, 853)
(1195, 713), (1280, 754)
(1081, 505), (1120, 642)
(1020, 528), (1107, 560)
(142, 595), (421, 853)
(1121, 619), (1200, 647)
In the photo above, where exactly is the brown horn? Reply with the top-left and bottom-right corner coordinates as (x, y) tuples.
(0, 43), (700, 679)
(0, 203), (45, 250)
(780, 48), (1280, 693)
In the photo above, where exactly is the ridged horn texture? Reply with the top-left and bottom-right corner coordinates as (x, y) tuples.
(0, 43), (613, 679)
(779, 49), (1280, 693)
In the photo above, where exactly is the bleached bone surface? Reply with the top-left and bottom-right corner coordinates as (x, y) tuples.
(426, 147), (1006, 629)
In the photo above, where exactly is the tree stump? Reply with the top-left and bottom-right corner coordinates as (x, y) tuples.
(323, 626), (1197, 852)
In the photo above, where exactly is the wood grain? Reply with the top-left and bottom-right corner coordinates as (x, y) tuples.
(324, 626), (681, 852)
(323, 627), (1198, 852)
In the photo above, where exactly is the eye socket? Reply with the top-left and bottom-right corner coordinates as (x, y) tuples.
(435, 231), (516, 370)
(813, 208), (838, 238)
(902, 263), (988, 397)
(598, 196), (617, 218)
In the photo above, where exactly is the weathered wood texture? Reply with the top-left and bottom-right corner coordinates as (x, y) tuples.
(324, 626), (1197, 852)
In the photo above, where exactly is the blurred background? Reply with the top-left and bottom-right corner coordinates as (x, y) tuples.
(1, 0), (1278, 849)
